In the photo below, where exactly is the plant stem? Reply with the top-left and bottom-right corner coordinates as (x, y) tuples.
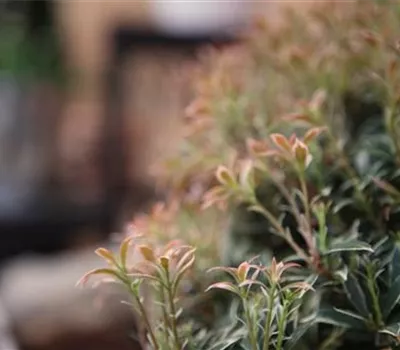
(158, 285), (172, 346)
(165, 268), (183, 350)
(274, 173), (323, 269)
(271, 177), (303, 227)
(298, 172), (311, 224)
(297, 170), (320, 260)
(325, 128), (382, 228)
(315, 206), (330, 270)
(262, 283), (276, 350)
(129, 284), (160, 350)
(366, 266), (383, 327)
(253, 200), (310, 264)
(276, 301), (289, 350)
(243, 298), (258, 350)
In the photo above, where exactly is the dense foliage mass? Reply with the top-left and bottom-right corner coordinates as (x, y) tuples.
(81, 1), (400, 349)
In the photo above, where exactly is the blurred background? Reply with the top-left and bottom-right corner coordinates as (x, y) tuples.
(0, 1), (317, 349)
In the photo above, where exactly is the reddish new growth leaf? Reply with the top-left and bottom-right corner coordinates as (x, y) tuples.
(76, 268), (120, 288)
(95, 248), (118, 267)
(270, 133), (293, 153)
(206, 282), (240, 296)
(139, 245), (156, 263)
(237, 261), (251, 282)
(120, 236), (135, 267)
(303, 127), (327, 144)
(267, 258), (300, 284)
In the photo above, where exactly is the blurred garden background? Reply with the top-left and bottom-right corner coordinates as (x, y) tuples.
(0, 1), (249, 349)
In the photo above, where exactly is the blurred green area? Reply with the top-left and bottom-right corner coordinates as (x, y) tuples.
(0, 1), (65, 83)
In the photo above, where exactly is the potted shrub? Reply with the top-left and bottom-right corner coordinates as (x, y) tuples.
(80, 1), (400, 349)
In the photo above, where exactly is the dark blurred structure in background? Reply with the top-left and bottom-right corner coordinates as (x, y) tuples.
(0, 1), (258, 349)
(0, 0), (250, 261)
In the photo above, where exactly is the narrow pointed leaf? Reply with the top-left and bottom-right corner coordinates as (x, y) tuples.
(343, 273), (370, 317)
(333, 199), (355, 214)
(76, 268), (120, 287)
(175, 248), (196, 272)
(172, 254), (196, 294)
(334, 265), (348, 282)
(391, 247), (400, 283)
(207, 266), (240, 283)
(128, 272), (160, 284)
(316, 307), (367, 330)
(271, 133), (292, 152)
(285, 321), (315, 350)
(238, 279), (265, 288)
(381, 275), (400, 318)
(206, 282), (241, 296)
(138, 245), (155, 262)
(120, 236), (134, 267)
(380, 323), (400, 337)
(324, 240), (373, 255)
(95, 248), (118, 266)
(216, 165), (236, 187)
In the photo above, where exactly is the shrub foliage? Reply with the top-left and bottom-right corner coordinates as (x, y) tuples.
(81, 1), (400, 349)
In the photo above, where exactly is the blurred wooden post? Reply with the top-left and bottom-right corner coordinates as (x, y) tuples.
(54, 1), (152, 203)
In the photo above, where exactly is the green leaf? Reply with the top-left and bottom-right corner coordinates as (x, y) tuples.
(372, 237), (394, 270)
(373, 177), (400, 198)
(343, 273), (370, 317)
(333, 199), (355, 214)
(381, 275), (400, 319)
(195, 323), (246, 350)
(324, 240), (373, 255)
(333, 265), (348, 282)
(285, 321), (315, 349)
(316, 307), (367, 330)
(130, 279), (143, 295)
(373, 236), (392, 256)
(379, 322), (400, 337)
(391, 247), (400, 283)
(283, 254), (306, 264)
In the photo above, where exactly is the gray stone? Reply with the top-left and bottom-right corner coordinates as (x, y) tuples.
(0, 247), (142, 350)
